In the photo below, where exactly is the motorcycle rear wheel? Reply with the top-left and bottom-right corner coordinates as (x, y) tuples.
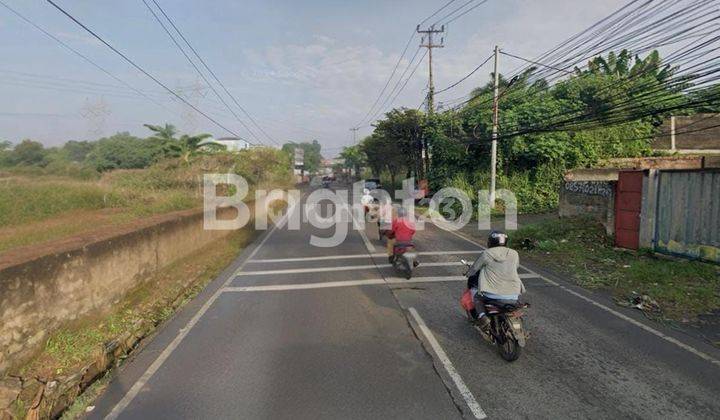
(401, 258), (412, 279)
(498, 320), (521, 361)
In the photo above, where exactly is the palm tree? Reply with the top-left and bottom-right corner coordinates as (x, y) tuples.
(144, 123), (177, 142)
(178, 133), (213, 163)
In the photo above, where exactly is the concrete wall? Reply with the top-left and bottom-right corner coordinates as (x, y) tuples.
(652, 114), (720, 151)
(559, 180), (616, 235)
(653, 170), (720, 263)
(639, 170), (658, 249)
(0, 208), (238, 374)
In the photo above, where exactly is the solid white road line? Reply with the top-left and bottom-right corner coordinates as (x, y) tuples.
(235, 261), (473, 276)
(248, 250), (483, 263)
(223, 276), (464, 292)
(408, 308), (487, 419)
(529, 272), (720, 367)
(225, 279), (388, 292)
(105, 202), (296, 419)
(435, 225), (720, 368)
(237, 264), (391, 276)
(345, 196), (378, 253)
(355, 217), (378, 253)
(223, 274), (540, 292)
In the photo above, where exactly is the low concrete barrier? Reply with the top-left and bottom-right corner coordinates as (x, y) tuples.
(0, 207), (238, 375)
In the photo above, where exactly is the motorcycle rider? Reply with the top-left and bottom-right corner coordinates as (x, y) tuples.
(387, 206), (416, 264)
(466, 231), (525, 329)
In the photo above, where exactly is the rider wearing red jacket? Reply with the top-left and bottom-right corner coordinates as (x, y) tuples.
(387, 207), (416, 263)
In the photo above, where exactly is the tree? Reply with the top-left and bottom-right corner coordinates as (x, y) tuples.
(9, 139), (47, 166)
(372, 108), (425, 179)
(62, 140), (96, 163)
(177, 133), (213, 162)
(0, 140), (12, 167)
(144, 123), (177, 142)
(339, 145), (365, 178)
(86, 132), (162, 171)
(281, 140), (323, 173)
(144, 123), (182, 159)
(359, 132), (406, 188)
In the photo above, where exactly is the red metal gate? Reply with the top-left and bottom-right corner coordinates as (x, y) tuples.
(615, 171), (644, 249)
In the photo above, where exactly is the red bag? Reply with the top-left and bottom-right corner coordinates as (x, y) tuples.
(460, 289), (475, 311)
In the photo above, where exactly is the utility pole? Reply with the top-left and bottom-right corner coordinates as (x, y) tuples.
(417, 24), (444, 180)
(489, 45), (500, 207)
(350, 127), (359, 143)
(417, 24), (445, 115)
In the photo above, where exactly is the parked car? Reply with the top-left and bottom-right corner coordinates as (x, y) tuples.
(363, 178), (382, 191)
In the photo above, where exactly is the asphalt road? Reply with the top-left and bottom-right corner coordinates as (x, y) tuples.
(90, 184), (720, 419)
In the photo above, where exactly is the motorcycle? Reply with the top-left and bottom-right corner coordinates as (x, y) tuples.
(392, 242), (417, 279)
(460, 259), (529, 362)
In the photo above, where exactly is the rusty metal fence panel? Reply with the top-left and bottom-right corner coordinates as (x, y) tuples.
(655, 170), (720, 263)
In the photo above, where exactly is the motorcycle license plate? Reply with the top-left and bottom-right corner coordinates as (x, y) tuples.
(508, 318), (526, 347)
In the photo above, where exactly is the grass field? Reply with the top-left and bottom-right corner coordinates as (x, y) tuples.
(0, 152), (293, 254)
(0, 175), (198, 254)
(509, 217), (720, 321)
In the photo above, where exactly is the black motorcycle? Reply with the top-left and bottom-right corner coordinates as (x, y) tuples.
(460, 259), (529, 362)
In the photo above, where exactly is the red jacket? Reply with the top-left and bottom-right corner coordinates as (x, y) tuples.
(392, 217), (416, 242)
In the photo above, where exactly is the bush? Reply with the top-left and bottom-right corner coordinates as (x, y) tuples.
(443, 164), (562, 214)
(86, 133), (163, 171)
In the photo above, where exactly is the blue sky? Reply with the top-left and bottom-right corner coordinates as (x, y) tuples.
(0, 0), (627, 155)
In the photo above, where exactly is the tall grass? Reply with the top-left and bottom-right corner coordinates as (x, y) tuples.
(0, 150), (293, 233)
(445, 164), (563, 214)
(0, 181), (113, 227)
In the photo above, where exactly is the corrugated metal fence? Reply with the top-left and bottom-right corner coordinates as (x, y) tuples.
(655, 170), (720, 262)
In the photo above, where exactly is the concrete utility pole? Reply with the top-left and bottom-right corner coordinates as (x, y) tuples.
(417, 24), (444, 179)
(417, 24), (445, 115)
(350, 127), (359, 143)
(489, 45), (500, 207)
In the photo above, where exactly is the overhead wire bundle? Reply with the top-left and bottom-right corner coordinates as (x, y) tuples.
(353, 0), (491, 131)
(438, 0), (720, 144)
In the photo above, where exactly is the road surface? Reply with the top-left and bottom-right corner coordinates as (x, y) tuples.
(90, 184), (720, 419)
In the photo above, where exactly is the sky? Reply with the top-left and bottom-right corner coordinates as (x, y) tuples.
(0, 0), (629, 156)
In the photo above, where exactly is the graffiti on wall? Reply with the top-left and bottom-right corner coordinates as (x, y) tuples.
(564, 181), (613, 197)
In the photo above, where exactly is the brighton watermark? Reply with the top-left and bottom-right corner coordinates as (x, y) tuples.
(203, 174), (518, 247)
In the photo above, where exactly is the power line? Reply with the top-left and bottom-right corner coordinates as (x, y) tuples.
(366, 47), (424, 124)
(354, 0), (485, 128)
(149, 0), (280, 146)
(436, 52), (494, 94)
(0, 0), (179, 120)
(499, 50), (574, 75)
(419, 0), (458, 26)
(140, 0), (264, 144)
(388, 49), (430, 108)
(44, 0), (244, 140)
(444, 0), (489, 25)
(353, 29), (417, 128)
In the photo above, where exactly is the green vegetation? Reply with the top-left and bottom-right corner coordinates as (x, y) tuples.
(281, 139), (323, 173)
(0, 180), (110, 227)
(510, 217), (720, 320)
(0, 147), (293, 253)
(343, 49), (714, 212)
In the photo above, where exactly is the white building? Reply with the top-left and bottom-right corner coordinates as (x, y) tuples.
(198, 137), (251, 152)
